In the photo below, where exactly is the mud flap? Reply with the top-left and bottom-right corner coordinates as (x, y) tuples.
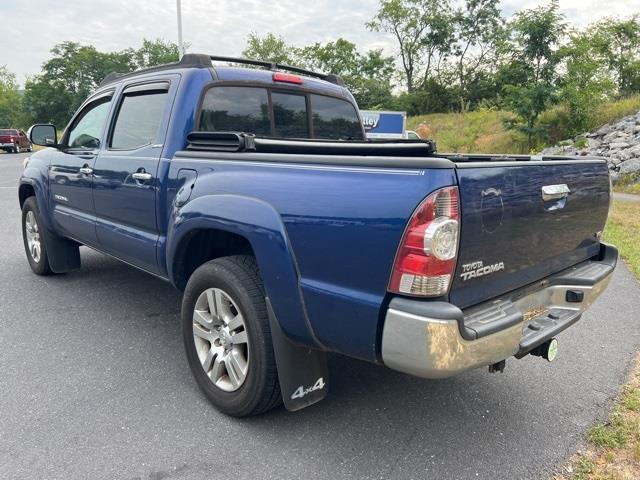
(266, 298), (328, 411)
(41, 227), (81, 273)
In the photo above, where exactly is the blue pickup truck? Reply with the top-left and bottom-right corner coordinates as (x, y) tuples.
(20, 54), (617, 417)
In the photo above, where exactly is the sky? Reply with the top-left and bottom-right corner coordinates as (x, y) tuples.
(3, 0), (640, 87)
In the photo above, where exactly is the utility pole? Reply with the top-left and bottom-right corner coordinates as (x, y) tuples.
(176, 0), (184, 59)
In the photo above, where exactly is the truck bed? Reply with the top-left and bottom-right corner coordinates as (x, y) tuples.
(172, 135), (611, 361)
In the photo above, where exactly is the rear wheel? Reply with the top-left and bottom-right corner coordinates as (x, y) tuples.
(13, 144), (20, 154)
(182, 256), (281, 417)
(21, 197), (53, 275)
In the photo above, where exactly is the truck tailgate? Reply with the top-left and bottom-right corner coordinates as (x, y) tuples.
(450, 159), (610, 309)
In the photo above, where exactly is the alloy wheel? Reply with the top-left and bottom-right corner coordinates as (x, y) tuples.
(24, 210), (41, 263)
(192, 287), (249, 392)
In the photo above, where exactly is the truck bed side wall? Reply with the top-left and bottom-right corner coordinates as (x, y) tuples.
(165, 158), (456, 361)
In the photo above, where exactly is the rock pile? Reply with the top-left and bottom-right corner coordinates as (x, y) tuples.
(540, 112), (640, 183)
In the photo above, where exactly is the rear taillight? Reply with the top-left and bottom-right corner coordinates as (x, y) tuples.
(389, 186), (460, 296)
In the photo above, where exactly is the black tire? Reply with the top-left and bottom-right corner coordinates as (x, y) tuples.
(182, 255), (282, 417)
(21, 197), (53, 275)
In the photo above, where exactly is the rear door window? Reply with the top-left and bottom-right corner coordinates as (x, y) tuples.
(272, 92), (308, 138)
(110, 87), (168, 150)
(310, 94), (363, 140)
(199, 87), (270, 135)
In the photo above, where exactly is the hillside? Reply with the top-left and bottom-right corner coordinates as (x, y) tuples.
(407, 96), (640, 156)
(407, 109), (525, 154)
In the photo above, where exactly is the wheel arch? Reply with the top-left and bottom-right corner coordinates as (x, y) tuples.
(171, 227), (255, 291)
(18, 176), (54, 233)
(18, 182), (35, 208)
(167, 193), (321, 349)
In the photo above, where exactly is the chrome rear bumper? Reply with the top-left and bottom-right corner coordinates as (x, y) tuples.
(381, 244), (617, 379)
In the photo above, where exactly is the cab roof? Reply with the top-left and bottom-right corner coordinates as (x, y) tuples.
(99, 53), (348, 98)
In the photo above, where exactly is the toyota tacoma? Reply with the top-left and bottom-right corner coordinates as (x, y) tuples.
(19, 54), (617, 416)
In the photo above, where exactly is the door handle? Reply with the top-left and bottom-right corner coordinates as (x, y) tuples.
(541, 184), (570, 201)
(132, 172), (152, 182)
(79, 166), (93, 175)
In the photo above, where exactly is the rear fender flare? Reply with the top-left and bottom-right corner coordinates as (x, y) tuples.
(167, 193), (321, 348)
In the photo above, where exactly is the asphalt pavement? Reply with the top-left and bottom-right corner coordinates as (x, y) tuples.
(1, 150), (639, 480)
(613, 191), (640, 202)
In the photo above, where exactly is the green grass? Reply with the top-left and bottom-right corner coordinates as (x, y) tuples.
(588, 416), (629, 449)
(407, 95), (640, 156)
(614, 174), (640, 195)
(604, 202), (640, 279)
(595, 95), (640, 128)
(407, 108), (528, 154)
(623, 389), (640, 412)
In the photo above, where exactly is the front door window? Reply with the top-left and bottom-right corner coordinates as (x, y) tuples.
(67, 97), (112, 149)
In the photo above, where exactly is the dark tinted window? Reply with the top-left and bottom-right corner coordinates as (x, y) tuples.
(199, 87), (270, 135)
(272, 92), (308, 138)
(111, 90), (168, 149)
(310, 95), (363, 140)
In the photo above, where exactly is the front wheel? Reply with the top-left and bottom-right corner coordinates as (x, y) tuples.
(182, 256), (281, 417)
(21, 197), (53, 275)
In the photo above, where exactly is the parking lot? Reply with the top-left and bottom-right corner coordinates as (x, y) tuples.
(1, 151), (640, 480)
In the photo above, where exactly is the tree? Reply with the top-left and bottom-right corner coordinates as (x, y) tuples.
(0, 66), (24, 127)
(451, 0), (504, 110)
(300, 39), (395, 108)
(23, 39), (181, 128)
(240, 34), (395, 109)
(23, 41), (133, 127)
(368, 0), (454, 92)
(133, 38), (180, 68)
(557, 33), (616, 134)
(241, 32), (300, 64)
(590, 17), (640, 95)
(501, 1), (566, 148)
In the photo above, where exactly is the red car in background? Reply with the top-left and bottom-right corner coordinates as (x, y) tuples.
(0, 129), (32, 153)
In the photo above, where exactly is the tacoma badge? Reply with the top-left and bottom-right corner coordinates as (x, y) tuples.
(460, 260), (505, 281)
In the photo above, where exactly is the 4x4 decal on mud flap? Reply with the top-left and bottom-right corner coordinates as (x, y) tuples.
(291, 377), (325, 400)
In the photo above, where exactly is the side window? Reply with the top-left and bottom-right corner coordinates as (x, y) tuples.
(272, 92), (308, 138)
(111, 89), (168, 150)
(67, 96), (112, 149)
(198, 87), (270, 135)
(310, 94), (363, 140)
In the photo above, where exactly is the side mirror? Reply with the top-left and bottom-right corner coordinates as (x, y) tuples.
(28, 124), (58, 148)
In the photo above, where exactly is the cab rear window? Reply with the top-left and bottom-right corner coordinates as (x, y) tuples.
(310, 94), (362, 140)
(0, 129), (17, 135)
(198, 86), (363, 140)
(272, 92), (308, 138)
(199, 87), (271, 136)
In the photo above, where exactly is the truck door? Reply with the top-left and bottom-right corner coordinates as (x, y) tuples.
(49, 90), (114, 245)
(92, 79), (174, 275)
